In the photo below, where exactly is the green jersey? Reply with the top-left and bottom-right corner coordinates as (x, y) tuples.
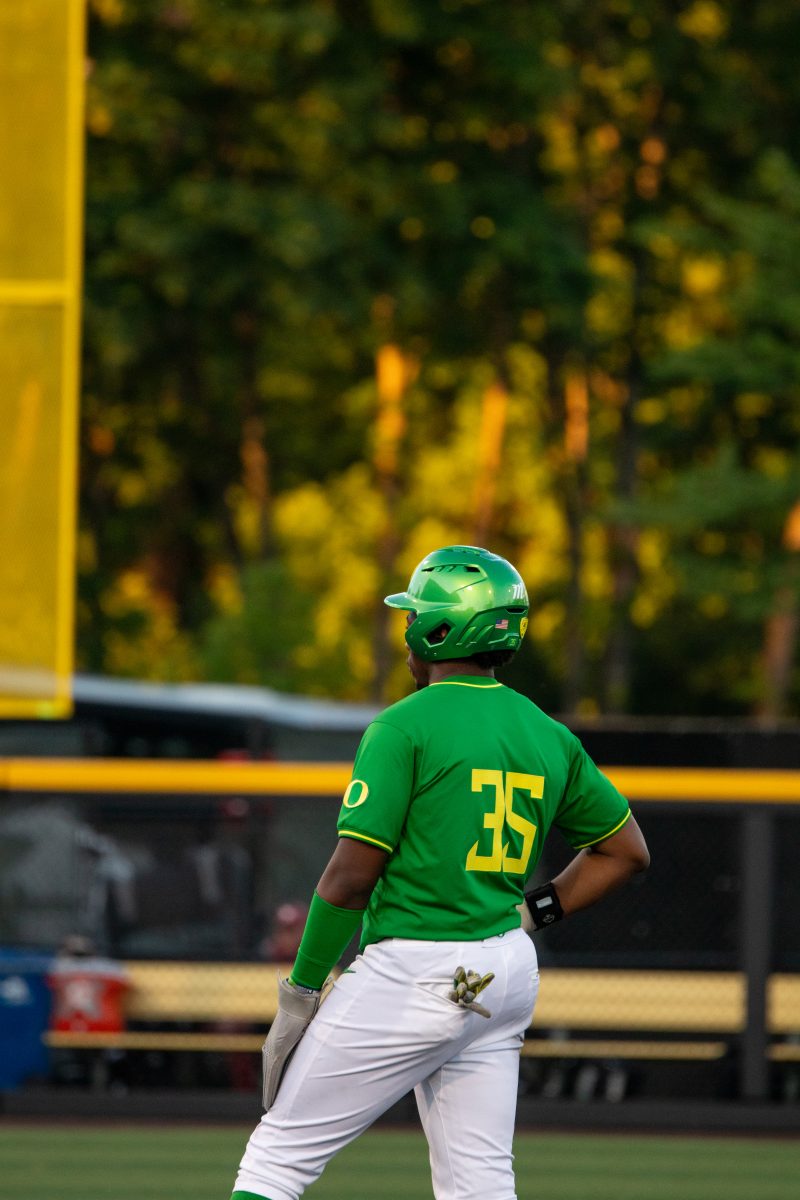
(337, 676), (630, 949)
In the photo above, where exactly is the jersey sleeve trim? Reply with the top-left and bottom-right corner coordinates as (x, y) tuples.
(338, 830), (394, 854)
(572, 808), (632, 850)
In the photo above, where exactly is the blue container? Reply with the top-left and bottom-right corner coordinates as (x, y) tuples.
(0, 949), (53, 1089)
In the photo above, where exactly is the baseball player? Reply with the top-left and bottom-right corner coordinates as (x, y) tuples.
(231, 545), (649, 1200)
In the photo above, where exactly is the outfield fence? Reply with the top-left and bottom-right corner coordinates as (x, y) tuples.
(1, 760), (798, 1103)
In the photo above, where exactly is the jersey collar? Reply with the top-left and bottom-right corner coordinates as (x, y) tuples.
(429, 676), (503, 688)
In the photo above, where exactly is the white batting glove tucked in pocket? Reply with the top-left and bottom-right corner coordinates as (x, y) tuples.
(447, 966), (495, 1018)
(262, 976), (322, 1111)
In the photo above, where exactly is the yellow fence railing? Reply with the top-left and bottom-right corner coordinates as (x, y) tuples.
(1, 759), (800, 803)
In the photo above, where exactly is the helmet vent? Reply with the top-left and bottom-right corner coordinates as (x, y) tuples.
(507, 606), (526, 613)
(422, 564), (480, 574)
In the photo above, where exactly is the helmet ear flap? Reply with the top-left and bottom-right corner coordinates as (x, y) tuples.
(405, 613), (453, 660)
(424, 621), (452, 647)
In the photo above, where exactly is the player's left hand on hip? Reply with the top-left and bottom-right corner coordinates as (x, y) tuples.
(262, 976), (322, 1111)
(447, 965), (495, 1018)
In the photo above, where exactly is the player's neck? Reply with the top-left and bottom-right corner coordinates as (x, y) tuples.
(428, 661), (495, 684)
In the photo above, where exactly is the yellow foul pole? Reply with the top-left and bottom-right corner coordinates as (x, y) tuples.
(0, 0), (85, 717)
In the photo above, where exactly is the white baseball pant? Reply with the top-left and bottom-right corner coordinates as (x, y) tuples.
(233, 926), (539, 1200)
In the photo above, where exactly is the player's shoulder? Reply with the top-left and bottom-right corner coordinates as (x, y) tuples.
(352, 692), (418, 747)
(371, 688), (428, 729)
(364, 685), (460, 744)
(501, 685), (582, 747)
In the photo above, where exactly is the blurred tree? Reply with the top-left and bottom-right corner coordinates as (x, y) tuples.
(78, 0), (800, 718)
(522, 0), (800, 713)
(632, 148), (800, 715)
(80, 0), (589, 698)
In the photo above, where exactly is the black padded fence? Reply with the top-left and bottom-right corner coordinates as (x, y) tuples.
(0, 776), (798, 1103)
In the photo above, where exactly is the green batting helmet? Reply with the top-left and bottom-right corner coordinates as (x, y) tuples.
(385, 545), (529, 662)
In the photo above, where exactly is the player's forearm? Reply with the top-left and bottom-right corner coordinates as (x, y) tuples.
(551, 813), (650, 917)
(316, 861), (375, 909)
(316, 836), (388, 909)
(551, 845), (644, 917)
(289, 838), (388, 990)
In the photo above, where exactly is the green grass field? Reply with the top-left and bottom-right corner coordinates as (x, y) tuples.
(1, 1125), (797, 1200)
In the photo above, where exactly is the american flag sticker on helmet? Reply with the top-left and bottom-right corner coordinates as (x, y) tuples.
(495, 619), (509, 629)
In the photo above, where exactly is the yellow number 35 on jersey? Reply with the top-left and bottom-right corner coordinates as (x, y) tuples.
(465, 769), (541, 874)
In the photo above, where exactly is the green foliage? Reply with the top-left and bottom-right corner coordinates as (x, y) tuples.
(78, 0), (800, 716)
(199, 559), (314, 691)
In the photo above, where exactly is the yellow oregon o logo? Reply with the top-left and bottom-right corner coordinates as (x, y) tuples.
(520, 617), (529, 639)
(343, 779), (370, 808)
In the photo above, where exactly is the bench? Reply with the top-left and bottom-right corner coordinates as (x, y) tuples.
(525, 969), (800, 1063)
(45, 961), (287, 1054)
(43, 962), (800, 1065)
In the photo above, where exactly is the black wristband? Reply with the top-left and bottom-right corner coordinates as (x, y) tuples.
(524, 881), (564, 930)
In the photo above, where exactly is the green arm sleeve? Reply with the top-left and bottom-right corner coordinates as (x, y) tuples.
(289, 891), (364, 990)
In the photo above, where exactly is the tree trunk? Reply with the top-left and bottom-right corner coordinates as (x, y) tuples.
(602, 388), (638, 714)
(472, 381), (508, 546)
(757, 501), (800, 720)
(561, 370), (589, 714)
(371, 344), (411, 701)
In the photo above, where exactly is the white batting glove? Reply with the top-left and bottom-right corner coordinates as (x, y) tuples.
(447, 965), (495, 1019)
(262, 976), (321, 1111)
